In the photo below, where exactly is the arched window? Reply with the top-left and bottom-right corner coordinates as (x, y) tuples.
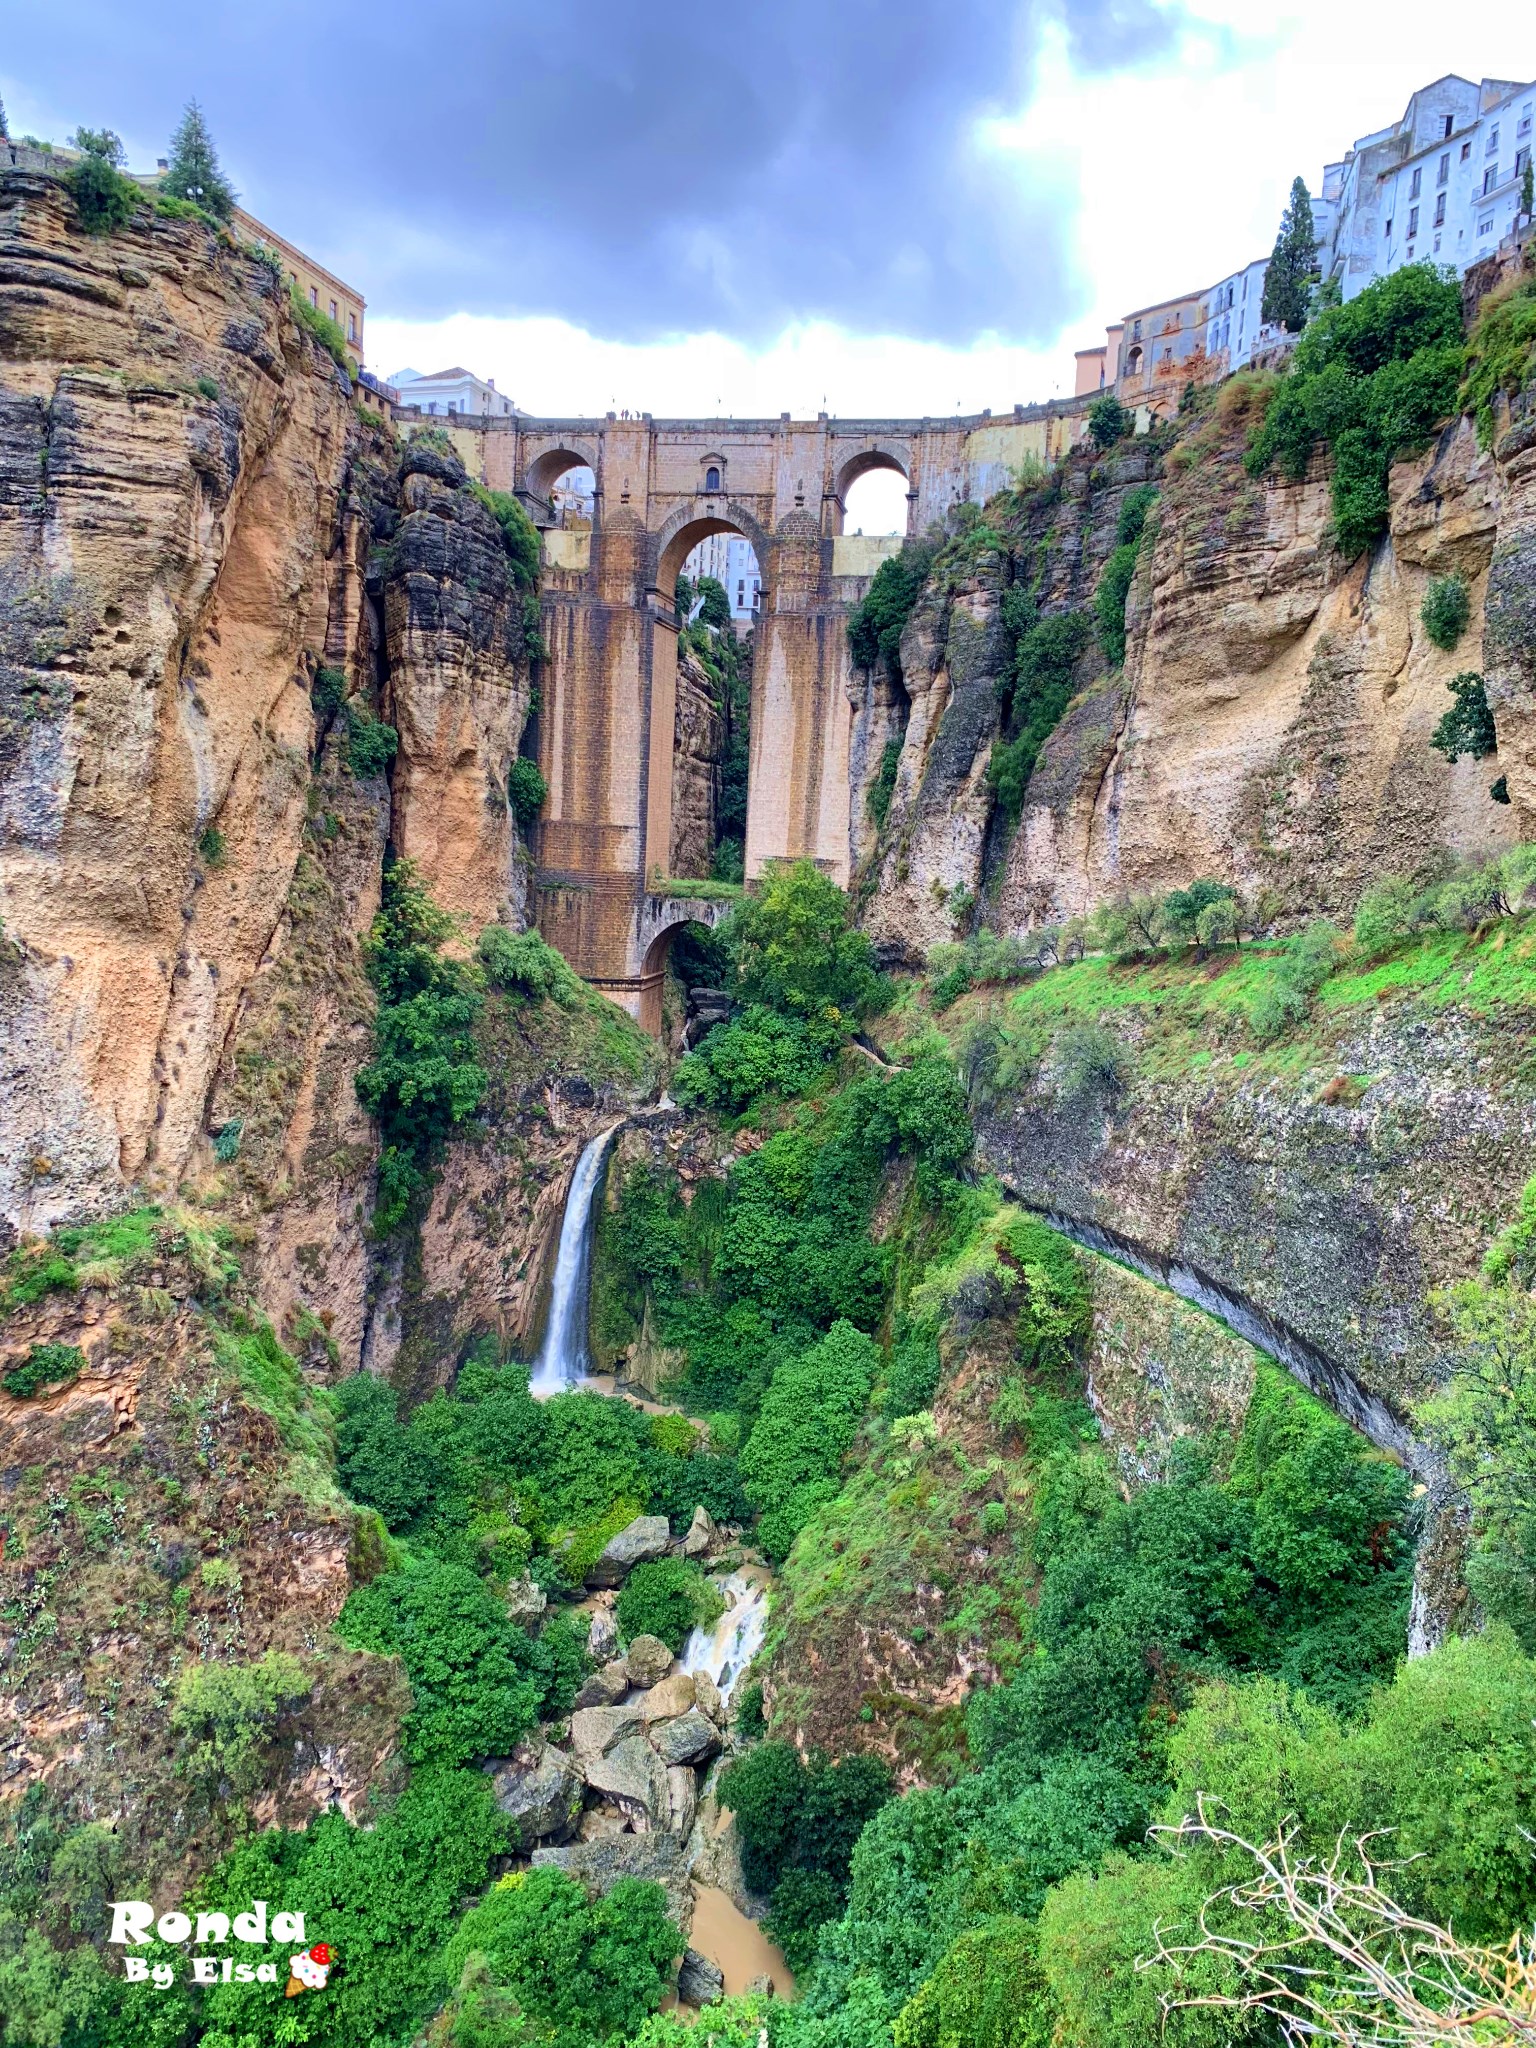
(704, 465), (721, 493)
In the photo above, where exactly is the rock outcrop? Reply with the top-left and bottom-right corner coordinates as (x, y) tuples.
(670, 641), (726, 878)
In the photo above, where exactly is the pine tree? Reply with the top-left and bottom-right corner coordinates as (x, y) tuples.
(162, 99), (236, 221)
(0, 95), (9, 140)
(1522, 157), (1534, 220)
(1262, 177), (1319, 334)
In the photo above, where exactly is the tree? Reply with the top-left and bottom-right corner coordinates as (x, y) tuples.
(1088, 392), (1129, 449)
(1430, 671), (1497, 762)
(1263, 177), (1319, 332)
(1523, 156), (1534, 219)
(723, 858), (884, 1047)
(440, 1867), (679, 2048)
(615, 1556), (721, 1653)
(162, 98), (236, 220)
(739, 1320), (880, 1559)
(70, 128), (125, 165)
(0, 95), (8, 140)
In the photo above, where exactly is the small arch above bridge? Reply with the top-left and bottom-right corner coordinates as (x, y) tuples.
(653, 503), (774, 596)
(521, 442), (601, 505)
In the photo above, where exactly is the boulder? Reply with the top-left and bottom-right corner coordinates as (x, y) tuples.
(587, 1516), (671, 1589)
(568, 1703), (645, 1774)
(487, 1740), (583, 1850)
(505, 1575), (547, 1628)
(679, 1949), (726, 2007)
(694, 1670), (725, 1726)
(649, 1709), (722, 1768)
(624, 1635), (675, 1688)
(587, 1604), (619, 1661)
(533, 1832), (693, 1920)
(681, 1505), (716, 1558)
(576, 1736), (669, 1829)
(746, 1974), (776, 1997)
(579, 1808), (629, 1841)
(572, 1661), (629, 1710)
(639, 1671), (697, 1721)
(665, 1763), (698, 1839)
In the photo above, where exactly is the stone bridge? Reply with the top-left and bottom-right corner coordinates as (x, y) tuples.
(428, 402), (1092, 1026)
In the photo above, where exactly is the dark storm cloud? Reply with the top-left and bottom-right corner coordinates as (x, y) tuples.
(6, 0), (1188, 342)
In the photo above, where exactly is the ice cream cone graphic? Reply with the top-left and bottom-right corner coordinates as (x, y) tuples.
(286, 1943), (332, 1995)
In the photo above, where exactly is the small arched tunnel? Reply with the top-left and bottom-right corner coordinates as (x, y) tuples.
(636, 898), (734, 1040)
(522, 445), (599, 517)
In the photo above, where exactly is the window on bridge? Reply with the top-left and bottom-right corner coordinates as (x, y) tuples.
(843, 467), (908, 536)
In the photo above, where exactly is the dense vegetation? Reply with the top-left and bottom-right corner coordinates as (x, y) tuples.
(1245, 264), (1465, 558)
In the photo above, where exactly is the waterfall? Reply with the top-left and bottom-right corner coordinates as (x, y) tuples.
(681, 1572), (769, 1702)
(530, 1124), (621, 1397)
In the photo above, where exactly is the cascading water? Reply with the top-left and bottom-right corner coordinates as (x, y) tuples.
(681, 1571), (769, 1702)
(529, 1125), (621, 1397)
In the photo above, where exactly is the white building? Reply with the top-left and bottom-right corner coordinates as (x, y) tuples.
(390, 365), (523, 418)
(682, 532), (761, 620)
(1198, 257), (1281, 373)
(1321, 75), (1534, 298)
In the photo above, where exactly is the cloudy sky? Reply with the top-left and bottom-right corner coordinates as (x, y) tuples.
(5, 0), (1530, 434)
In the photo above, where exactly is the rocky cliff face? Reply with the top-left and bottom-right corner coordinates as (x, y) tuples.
(0, 171), (582, 1385)
(855, 396), (1523, 947)
(669, 643), (725, 879)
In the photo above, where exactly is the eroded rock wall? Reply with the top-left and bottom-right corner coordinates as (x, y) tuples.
(669, 643), (725, 879)
(855, 402), (1524, 946)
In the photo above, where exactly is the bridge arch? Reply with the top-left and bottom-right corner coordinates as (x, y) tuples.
(521, 442), (600, 503)
(831, 445), (912, 537)
(653, 503), (774, 597)
(635, 894), (734, 1037)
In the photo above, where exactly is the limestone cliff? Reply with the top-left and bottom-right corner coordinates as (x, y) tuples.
(669, 642), (726, 879)
(853, 391), (1525, 947)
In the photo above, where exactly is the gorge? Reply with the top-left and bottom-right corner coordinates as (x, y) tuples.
(5, 149), (1536, 2048)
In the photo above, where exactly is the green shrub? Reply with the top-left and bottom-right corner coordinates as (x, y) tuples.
(507, 754), (548, 826)
(355, 861), (486, 1232)
(311, 663), (347, 716)
(172, 1650), (312, 1796)
(468, 483), (543, 587)
(1094, 542), (1139, 667)
(289, 282), (354, 376)
(338, 1556), (545, 1765)
(848, 540), (940, 683)
(211, 1118), (243, 1163)
(1421, 571), (1471, 650)
(989, 612), (1094, 825)
(895, 1917), (1054, 2048)
(66, 152), (140, 236)
(616, 1557), (723, 1652)
(197, 824), (226, 868)
(740, 1320), (880, 1560)
(719, 1742), (892, 1973)
(1245, 266), (1463, 560)
(3, 1342), (85, 1399)
(672, 1005), (827, 1114)
(1052, 1021), (1128, 1099)
(1087, 394), (1129, 449)
(1431, 669), (1497, 762)
(867, 734), (903, 829)
(478, 922), (583, 1005)
(722, 858), (885, 1050)
(345, 702), (399, 777)
(1461, 278), (1536, 445)
(1246, 920), (1342, 1043)
(441, 1866), (680, 2047)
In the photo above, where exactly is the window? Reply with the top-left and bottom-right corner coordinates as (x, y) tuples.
(1409, 167), (1421, 198)
(1443, 113), (1454, 139)
(1521, 105), (1533, 138)
(1518, 148), (1532, 177)
(1461, 141), (1472, 160)
(328, 299), (337, 322)
(1408, 205), (1419, 236)
(1479, 216), (1494, 237)
(1484, 166), (1497, 195)
(347, 313), (357, 341)
(1434, 191), (1446, 226)
(1131, 318), (1142, 339)
(1384, 218), (1393, 237)
(704, 465), (721, 492)
(308, 285), (318, 307)
(1438, 151), (1449, 185)
(1487, 125), (1500, 155)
